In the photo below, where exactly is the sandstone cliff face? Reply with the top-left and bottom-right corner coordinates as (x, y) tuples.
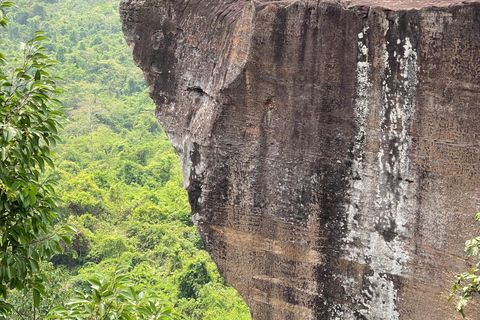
(120, 1), (480, 319)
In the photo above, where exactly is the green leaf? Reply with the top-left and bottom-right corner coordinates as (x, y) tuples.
(0, 302), (12, 313)
(28, 191), (36, 205)
(60, 234), (72, 246)
(22, 194), (30, 207)
(62, 225), (77, 234)
(4, 126), (16, 142)
(10, 180), (22, 191)
(28, 259), (39, 274)
(92, 289), (101, 304)
(475, 212), (480, 221)
(66, 298), (91, 304)
(33, 288), (40, 308)
(88, 278), (101, 290)
(0, 2), (15, 9)
(99, 302), (105, 316)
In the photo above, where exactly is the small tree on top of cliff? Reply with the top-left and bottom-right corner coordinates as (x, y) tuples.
(449, 212), (480, 318)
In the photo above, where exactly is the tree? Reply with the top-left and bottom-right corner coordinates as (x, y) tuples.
(0, 1), (74, 317)
(177, 259), (211, 300)
(6, 262), (72, 319)
(450, 212), (480, 318)
(1, 1), (251, 318)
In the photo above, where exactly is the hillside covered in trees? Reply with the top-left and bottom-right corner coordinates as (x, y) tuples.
(0, 0), (250, 318)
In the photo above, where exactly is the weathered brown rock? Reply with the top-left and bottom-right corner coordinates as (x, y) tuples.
(120, 0), (480, 319)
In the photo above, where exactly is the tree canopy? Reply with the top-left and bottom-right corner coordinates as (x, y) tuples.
(0, 0), (251, 319)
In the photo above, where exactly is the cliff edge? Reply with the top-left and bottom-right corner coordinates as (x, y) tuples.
(120, 0), (480, 318)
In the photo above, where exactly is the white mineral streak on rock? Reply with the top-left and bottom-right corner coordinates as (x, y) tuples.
(352, 26), (371, 175)
(343, 23), (418, 319)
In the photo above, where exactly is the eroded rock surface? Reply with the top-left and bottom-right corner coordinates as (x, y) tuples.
(120, 0), (480, 318)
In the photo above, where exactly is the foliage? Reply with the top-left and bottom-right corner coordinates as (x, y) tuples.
(0, 1), (14, 28)
(6, 262), (72, 320)
(177, 260), (211, 300)
(0, 3), (74, 317)
(49, 264), (178, 320)
(450, 212), (480, 318)
(1, 0), (251, 318)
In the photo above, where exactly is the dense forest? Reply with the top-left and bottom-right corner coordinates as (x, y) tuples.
(0, 0), (250, 318)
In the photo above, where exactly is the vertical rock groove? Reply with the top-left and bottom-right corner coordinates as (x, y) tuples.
(120, 1), (480, 318)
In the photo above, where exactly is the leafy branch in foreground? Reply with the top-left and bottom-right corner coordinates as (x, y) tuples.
(0, 8), (75, 317)
(49, 264), (179, 320)
(449, 212), (480, 318)
(0, 1), (14, 28)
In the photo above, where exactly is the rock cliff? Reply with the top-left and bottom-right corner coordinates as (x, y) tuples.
(120, 0), (480, 318)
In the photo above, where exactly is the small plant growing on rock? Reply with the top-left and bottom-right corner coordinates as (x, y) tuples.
(450, 212), (480, 318)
